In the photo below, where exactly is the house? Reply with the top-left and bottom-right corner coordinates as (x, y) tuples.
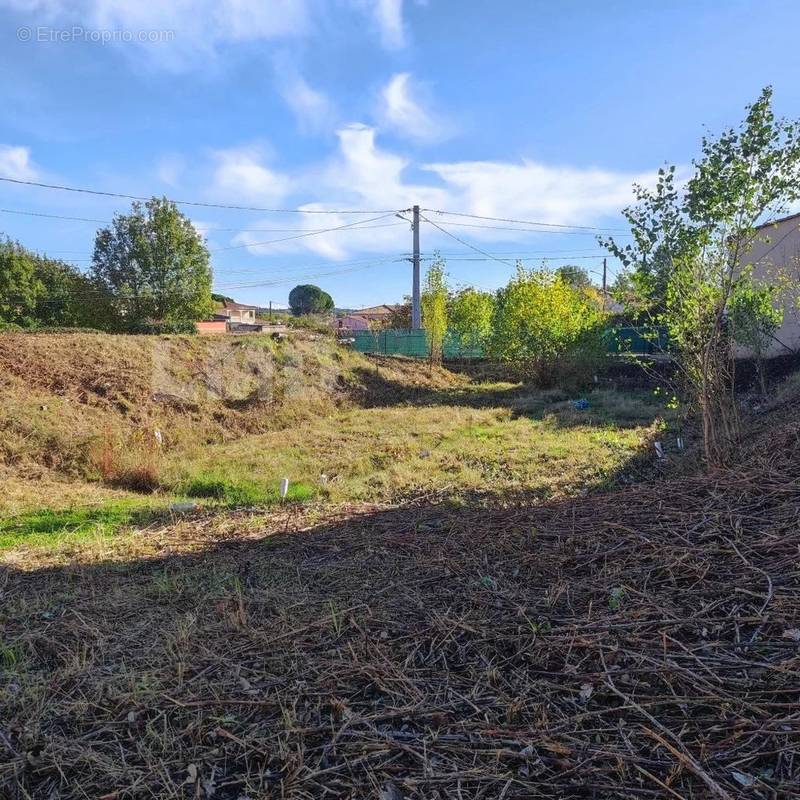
(739, 214), (800, 356)
(216, 300), (258, 324)
(334, 315), (370, 331)
(197, 299), (264, 334)
(349, 304), (404, 325)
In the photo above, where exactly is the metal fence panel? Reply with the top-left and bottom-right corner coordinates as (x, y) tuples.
(347, 326), (669, 359)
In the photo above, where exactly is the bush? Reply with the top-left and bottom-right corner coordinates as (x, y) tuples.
(128, 319), (198, 335)
(286, 314), (333, 334)
(488, 268), (607, 388)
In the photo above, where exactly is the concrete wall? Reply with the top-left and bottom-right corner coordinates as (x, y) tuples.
(740, 215), (800, 357)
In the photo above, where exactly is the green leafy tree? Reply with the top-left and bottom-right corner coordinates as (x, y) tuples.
(421, 256), (449, 364)
(0, 239), (113, 329)
(555, 265), (593, 290)
(489, 267), (606, 387)
(449, 287), (494, 352)
(730, 277), (783, 394)
(602, 87), (800, 464)
(288, 284), (334, 316)
(0, 238), (40, 326)
(91, 197), (213, 328)
(33, 256), (115, 329)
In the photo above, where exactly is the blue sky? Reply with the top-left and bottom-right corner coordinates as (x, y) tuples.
(2, 0), (800, 309)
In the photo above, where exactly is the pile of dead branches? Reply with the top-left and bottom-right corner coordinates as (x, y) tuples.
(1, 419), (799, 798)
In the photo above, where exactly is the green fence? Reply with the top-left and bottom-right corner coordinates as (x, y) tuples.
(345, 327), (669, 360)
(606, 326), (670, 355)
(346, 329), (483, 359)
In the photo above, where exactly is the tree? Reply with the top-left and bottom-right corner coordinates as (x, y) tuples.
(488, 267), (606, 387)
(449, 287), (494, 352)
(602, 87), (800, 465)
(288, 284), (334, 316)
(0, 238), (40, 326)
(387, 298), (412, 329)
(556, 265), (592, 290)
(0, 239), (113, 329)
(421, 255), (449, 364)
(91, 197), (213, 328)
(729, 277), (783, 395)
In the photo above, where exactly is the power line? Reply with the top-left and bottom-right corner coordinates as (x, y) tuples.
(208, 214), (398, 252)
(422, 208), (629, 232)
(215, 258), (401, 290)
(0, 207), (406, 235)
(422, 218), (632, 237)
(0, 175), (404, 215)
(417, 213), (516, 267)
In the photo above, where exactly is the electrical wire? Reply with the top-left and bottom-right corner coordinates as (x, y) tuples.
(417, 213), (516, 266)
(0, 207), (407, 235)
(421, 208), (629, 232)
(0, 176), (405, 215)
(208, 214), (399, 252)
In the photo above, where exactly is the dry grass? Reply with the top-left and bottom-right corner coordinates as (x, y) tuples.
(1, 406), (797, 798)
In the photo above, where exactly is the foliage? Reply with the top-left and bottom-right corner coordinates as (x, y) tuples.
(0, 238), (113, 329)
(601, 87), (800, 464)
(555, 264), (593, 290)
(128, 319), (198, 335)
(387, 299), (412, 329)
(286, 314), (333, 334)
(421, 255), (449, 363)
(288, 284), (334, 315)
(449, 287), (494, 351)
(488, 267), (607, 387)
(730, 276), (783, 393)
(91, 197), (213, 329)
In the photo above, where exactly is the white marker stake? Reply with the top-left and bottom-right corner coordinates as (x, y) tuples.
(676, 436), (684, 451)
(654, 441), (664, 459)
(279, 478), (289, 500)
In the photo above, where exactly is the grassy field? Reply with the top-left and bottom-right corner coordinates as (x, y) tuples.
(0, 332), (672, 559)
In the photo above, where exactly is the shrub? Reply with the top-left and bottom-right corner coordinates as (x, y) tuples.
(128, 319), (198, 335)
(488, 267), (607, 388)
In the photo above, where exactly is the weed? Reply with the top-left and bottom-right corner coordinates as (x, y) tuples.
(329, 600), (342, 636)
(609, 586), (626, 611)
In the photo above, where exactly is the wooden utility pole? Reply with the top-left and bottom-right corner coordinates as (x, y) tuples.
(602, 257), (608, 311)
(269, 300), (273, 323)
(411, 204), (421, 329)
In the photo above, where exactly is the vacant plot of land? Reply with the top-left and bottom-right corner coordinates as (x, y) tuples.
(1, 402), (798, 798)
(0, 333), (669, 556)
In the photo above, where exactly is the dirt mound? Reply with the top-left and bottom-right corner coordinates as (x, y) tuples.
(0, 332), (463, 479)
(1, 377), (798, 797)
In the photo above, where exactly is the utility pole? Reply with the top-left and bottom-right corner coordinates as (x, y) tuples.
(269, 300), (273, 323)
(411, 204), (421, 329)
(602, 257), (608, 312)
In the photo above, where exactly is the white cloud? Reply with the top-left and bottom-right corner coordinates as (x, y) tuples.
(210, 145), (291, 205)
(380, 72), (449, 142)
(156, 154), (185, 187)
(221, 129), (648, 261)
(373, 0), (405, 49)
(423, 159), (652, 229)
(272, 53), (336, 134)
(0, 144), (40, 180)
(349, 0), (406, 49)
